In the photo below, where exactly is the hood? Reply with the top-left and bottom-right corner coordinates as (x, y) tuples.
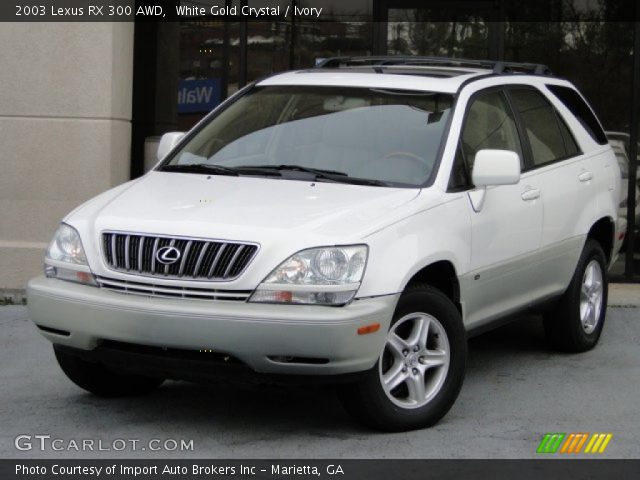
(81, 172), (428, 242)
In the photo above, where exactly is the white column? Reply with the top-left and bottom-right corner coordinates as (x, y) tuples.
(0, 22), (134, 295)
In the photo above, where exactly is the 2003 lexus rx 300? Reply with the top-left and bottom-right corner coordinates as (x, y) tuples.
(28, 57), (623, 431)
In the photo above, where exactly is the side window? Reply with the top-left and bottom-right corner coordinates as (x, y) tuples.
(546, 84), (608, 145)
(509, 88), (578, 167)
(461, 90), (524, 174)
(557, 114), (581, 157)
(448, 143), (471, 191)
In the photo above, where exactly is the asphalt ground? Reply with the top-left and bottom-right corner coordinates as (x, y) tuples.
(1, 304), (638, 459)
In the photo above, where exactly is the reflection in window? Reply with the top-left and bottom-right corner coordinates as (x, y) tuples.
(388, 9), (488, 58)
(169, 86), (453, 187)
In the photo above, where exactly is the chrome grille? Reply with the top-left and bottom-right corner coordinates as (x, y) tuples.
(102, 232), (258, 281)
(97, 276), (251, 302)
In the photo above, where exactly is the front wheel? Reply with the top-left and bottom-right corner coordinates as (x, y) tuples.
(338, 285), (467, 432)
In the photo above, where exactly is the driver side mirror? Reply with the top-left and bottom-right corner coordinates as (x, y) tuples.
(472, 149), (521, 187)
(157, 132), (185, 161)
(469, 149), (521, 212)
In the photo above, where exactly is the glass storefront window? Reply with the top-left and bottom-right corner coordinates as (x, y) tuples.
(294, 21), (372, 67)
(292, 2), (373, 68)
(387, 4), (489, 59)
(387, 14), (488, 58)
(178, 20), (240, 130)
(245, 19), (290, 80)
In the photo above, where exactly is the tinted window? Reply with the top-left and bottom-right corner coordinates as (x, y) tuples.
(546, 85), (608, 145)
(461, 90), (523, 173)
(510, 88), (570, 166)
(557, 114), (581, 157)
(448, 144), (471, 191)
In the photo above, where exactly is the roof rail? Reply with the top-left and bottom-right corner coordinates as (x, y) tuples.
(315, 56), (553, 76)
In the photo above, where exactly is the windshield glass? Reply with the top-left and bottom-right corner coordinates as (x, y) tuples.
(162, 86), (454, 187)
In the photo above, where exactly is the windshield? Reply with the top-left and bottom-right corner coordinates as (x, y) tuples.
(161, 86), (454, 187)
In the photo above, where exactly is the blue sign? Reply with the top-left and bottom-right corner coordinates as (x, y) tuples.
(177, 79), (221, 114)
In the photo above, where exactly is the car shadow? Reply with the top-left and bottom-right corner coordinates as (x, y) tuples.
(468, 314), (549, 354)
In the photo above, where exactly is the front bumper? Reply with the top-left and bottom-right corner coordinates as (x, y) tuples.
(27, 276), (398, 375)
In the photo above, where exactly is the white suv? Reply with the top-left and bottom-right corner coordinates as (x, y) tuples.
(28, 57), (623, 431)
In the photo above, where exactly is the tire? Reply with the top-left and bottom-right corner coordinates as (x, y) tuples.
(54, 346), (164, 397)
(338, 284), (467, 432)
(543, 239), (608, 352)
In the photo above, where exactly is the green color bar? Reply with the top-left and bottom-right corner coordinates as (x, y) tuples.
(549, 433), (566, 453)
(537, 433), (566, 453)
(537, 434), (552, 453)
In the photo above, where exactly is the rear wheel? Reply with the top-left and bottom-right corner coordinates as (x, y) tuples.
(54, 346), (164, 397)
(339, 285), (467, 431)
(544, 239), (608, 352)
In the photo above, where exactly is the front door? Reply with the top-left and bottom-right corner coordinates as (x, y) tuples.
(458, 88), (544, 326)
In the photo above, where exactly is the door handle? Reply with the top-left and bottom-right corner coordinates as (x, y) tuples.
(521, 188), (540, 201)
(578, 171), (593, 182)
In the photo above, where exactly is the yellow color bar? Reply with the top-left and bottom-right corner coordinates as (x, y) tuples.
(584, 434), (598, 453)
(585, 433), (613, 453)
(591, 434), (606, 453)
(598, 434), (613, 453)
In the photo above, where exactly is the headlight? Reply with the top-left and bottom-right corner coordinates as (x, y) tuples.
(44, 224), (96, 286)
(250, 245), (368, 306)
(46, 223), (88, 265)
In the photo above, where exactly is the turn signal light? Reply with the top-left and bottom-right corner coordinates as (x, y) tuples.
(357, 323), (381, 335)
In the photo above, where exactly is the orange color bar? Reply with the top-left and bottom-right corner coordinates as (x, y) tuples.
(560, 434), (575, 453)
(573, 433), (589, 453)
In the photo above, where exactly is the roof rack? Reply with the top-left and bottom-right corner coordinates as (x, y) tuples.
(315, 56), (553, 76)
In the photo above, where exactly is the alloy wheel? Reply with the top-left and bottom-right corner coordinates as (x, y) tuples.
(378, 312), (450, 409)
(580, 259), (604, 334)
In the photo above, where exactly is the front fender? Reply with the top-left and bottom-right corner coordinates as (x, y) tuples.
(356, 194), (471, 298)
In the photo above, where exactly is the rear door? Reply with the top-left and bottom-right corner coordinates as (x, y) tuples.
(507, 87), (595, 295)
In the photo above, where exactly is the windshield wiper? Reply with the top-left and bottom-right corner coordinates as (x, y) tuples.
(160, 163), (240, 176)
(161, 163), (388, 186)
(160, 163), (284, 177)
(237, 164), (389, 187)
(271, 164), (349, 177)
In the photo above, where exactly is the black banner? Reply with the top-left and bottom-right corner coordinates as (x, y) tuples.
(4, 459), (640, 480)
(1, 0), (639, 23)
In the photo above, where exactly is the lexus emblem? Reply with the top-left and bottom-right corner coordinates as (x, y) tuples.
(156, 246), (181, 265)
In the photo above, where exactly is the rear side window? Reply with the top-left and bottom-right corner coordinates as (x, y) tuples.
(556, 114), (581, 157)
(546, 85), (608, 145)
(509, 88), (579, 167)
